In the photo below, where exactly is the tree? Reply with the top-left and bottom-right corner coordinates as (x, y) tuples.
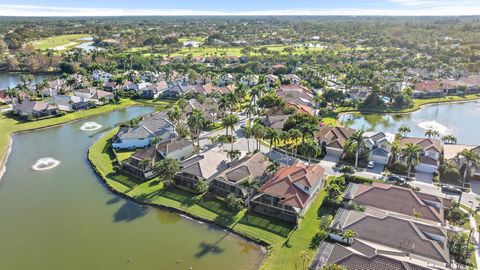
(298, 251), (310, 270)
(299, 141), (321, 164)
(342, 229), (358, 244)
(222, 113), (239, 151)
(252, 124), (266, 151)
(265, 128), (280, 159)
(425, 129), (440, 139)
(155, 158), (180, 185)
(243, 127), (253, 153)
(225, 149), (241, 162)
(167, 105), (182, 127)
(339, 165), (355, 176)
(187, 109), (207, 146)
(458, 149), (480, 189)
(266, 161), (280, 174)
(350, 130), (365, 168)
(402, 143), (423, 179)
(441, 134), (457, 144)
(288, 128), (302, 163)
(193, 180), (209, 194)
(299, 123), (318, 144)
(397, 126), (411, 137)
(225, 193), (243, 212)
(448, 231), (473, 265)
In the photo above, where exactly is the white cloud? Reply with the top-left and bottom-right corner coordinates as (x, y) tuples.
(0, 3), (479, 16)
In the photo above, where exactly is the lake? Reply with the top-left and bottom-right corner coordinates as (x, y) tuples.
(0, 72), (56, 89)
(0, 106), (263, 270)
(340, 101), (480, 145)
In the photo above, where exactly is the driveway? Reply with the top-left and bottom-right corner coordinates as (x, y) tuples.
(319, 155), (339, 177)
(415, 172), (434, 185)
(356, 164), (385, 180)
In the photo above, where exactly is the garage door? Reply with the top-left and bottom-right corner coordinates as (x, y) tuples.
(416, 164), (437, 173)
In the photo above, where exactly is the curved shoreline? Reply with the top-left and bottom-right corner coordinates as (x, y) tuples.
(86, 145), (267, 268)
(0, 103), (145, 180)
(337, 98), (480, 118)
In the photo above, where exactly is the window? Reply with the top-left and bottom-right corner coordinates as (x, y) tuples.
(304, 186), (310, 191)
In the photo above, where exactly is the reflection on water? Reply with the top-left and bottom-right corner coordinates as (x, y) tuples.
(340, 101), (480, 144)
(156, 210), (181, 225)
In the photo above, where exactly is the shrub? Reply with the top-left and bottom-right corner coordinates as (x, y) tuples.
(390, 160), (408, 175)
(446, 204), (468, 226)
(225, 193), (244, 212)
(193, 180), (209, 194)
(309, 229), (329, 249)
(345, 175), (374, 185)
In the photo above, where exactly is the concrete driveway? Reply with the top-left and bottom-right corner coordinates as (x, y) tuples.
(356, 164), (385, 180)
(415, 172), (434, 185)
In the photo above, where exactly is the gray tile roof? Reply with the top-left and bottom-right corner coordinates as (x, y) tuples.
(116, 112), (175, 140)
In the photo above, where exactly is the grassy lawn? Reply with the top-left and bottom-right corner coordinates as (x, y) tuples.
(31, 34), (91, 50)
(321, 117), (337, 126)
(459, 204), (479, 268)
(88, 129), (334, 269)
(0, 99), (140, 169)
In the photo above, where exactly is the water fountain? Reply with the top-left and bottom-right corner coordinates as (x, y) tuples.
(32, 158), (61, 171)
(80, 122), (102, 131)
(417, 120), (452, 135)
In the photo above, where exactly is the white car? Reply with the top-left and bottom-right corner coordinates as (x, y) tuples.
(367, 161), (375, 168)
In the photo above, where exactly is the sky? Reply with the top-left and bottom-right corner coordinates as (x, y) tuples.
(0, 0), (479, 16)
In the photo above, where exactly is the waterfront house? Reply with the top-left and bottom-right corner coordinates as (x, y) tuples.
(209, 152), (271, 203)
(329, 209), (450, 267)
(75, 88), (115, 104)
(139, 81), (169, 99)
(310, 241), (439, 270)
(316, 126), (356, 157)
(122, 138), (194, 179)
(53, 95), (95, 112)
(250, 162), (325, 223)
(444, 144), (480, 181)
(398, 137), (442, 173)
(343, 182), (451, 224)
(363, 131), (395, 165)
(112, 112), (176, 150)
(12, 99), (58, 118)
(173, 147), (234, 189)
(184, 98), (218, 123)
(413, 80), (444, 98)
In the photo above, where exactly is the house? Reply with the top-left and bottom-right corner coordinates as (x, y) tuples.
(278, 84), (312, 95)
(12, 100), (58, 118)
(184, 98), (218, 122)
(282, 74), (301, 84)
(240, 74), (259, 86)
(444, 144), (480, 180)
(250, 163), (325, 223)
(266, 74), (279, 84)
(398, 137), (442, 173)
(112, 112), (176, 150)
(162, 81), (194, 99)
(140, 81), (168, 99)
(217, 85), (235, 95)
(310, 242), (439, 270)
(209, 152), (271, 202)
(413, 80), (444, 98)
(329, 209), (450, 267)
(193, 83), (217, 95)
(122, 138), (194, 179)
(53, 95), (95, 112)
(218, 73), (234, 86)
(264, 114), (290, 130)
(363, 131), (395, 165)
(344, 182), (451, 224)
(316, 126), (356, 157)
(173, 147), (235, 189)
(92, 70), (112, 83)
(75, 88), (115, 104)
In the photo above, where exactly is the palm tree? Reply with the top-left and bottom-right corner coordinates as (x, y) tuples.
(288, 129), (302, 164)
(298, 250), (310, 270)
(279, 131), (290, 160)
(244, 103), (256, 121)
(425, 129), (440, 139)
(441, 134), (457, 144)
(187, 109), (207, 146)
(402, 143), (423, 179)
(299, 123), (318, 144)
(350, 130), (365, 168)
(167, 105), (182, 128)
(5, 87), (17, 105)
(387, 140), (400, 166)
(266, 161), (280, 174)
(225, 149), (241, 162)
(265, 128), (280, 159)
(252, 124), (266, 152)
(243, 127), (253, 153)
(222, 113), (239, 151)
(341, 230), (358, 244)
(302, 141), (321, 165)
(458, 149), (480, 189)
(397, 126), (411, 137)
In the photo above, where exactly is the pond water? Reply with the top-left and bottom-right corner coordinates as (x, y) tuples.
(0, 73), (56, 89)
(0, 106), (263, 270)
(340, 101), (480, 145)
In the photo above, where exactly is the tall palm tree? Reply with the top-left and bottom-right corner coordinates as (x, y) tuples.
(244, 103), (256, 121)
(252, 124), (266, 152)
(187, 109), (207, 146)
(387, 140), (400, 166)
(402, 143), (423, 179)
(288, 129), (302, 164)
(167, 105), (182, 128)
(302, 141), (321, 165)
(265, 128), (280, 159)
(350, 130), (365, 168)
(279, 131), (289, 160)
(5, 87), (17, 105)
(298, 250), (310, 270)
(441, 134), (457, 144)
(397, 126), (411, 137)
(425, 129), (440, 139)
(458, 149), (480, 189)
(243, 127), (253, 153)
(222, 113), (239, 151)
(299, 123), (318, 144)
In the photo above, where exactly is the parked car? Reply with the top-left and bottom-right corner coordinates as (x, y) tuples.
(441, 185), (462, 194)
(387, 175), (406, 185)
(240, 124), (246, 128)
(367, 161), (375, 169)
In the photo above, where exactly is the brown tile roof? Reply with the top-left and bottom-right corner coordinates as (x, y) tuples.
(349, 182), (449, 223)
(194, 83), (217, 94)
(399, 137), (442, 153)
(259, 163), (324, 209)
(316, 126), (356, 150)
(331, 209), (450, 264)
(414, 80), (442, 93)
